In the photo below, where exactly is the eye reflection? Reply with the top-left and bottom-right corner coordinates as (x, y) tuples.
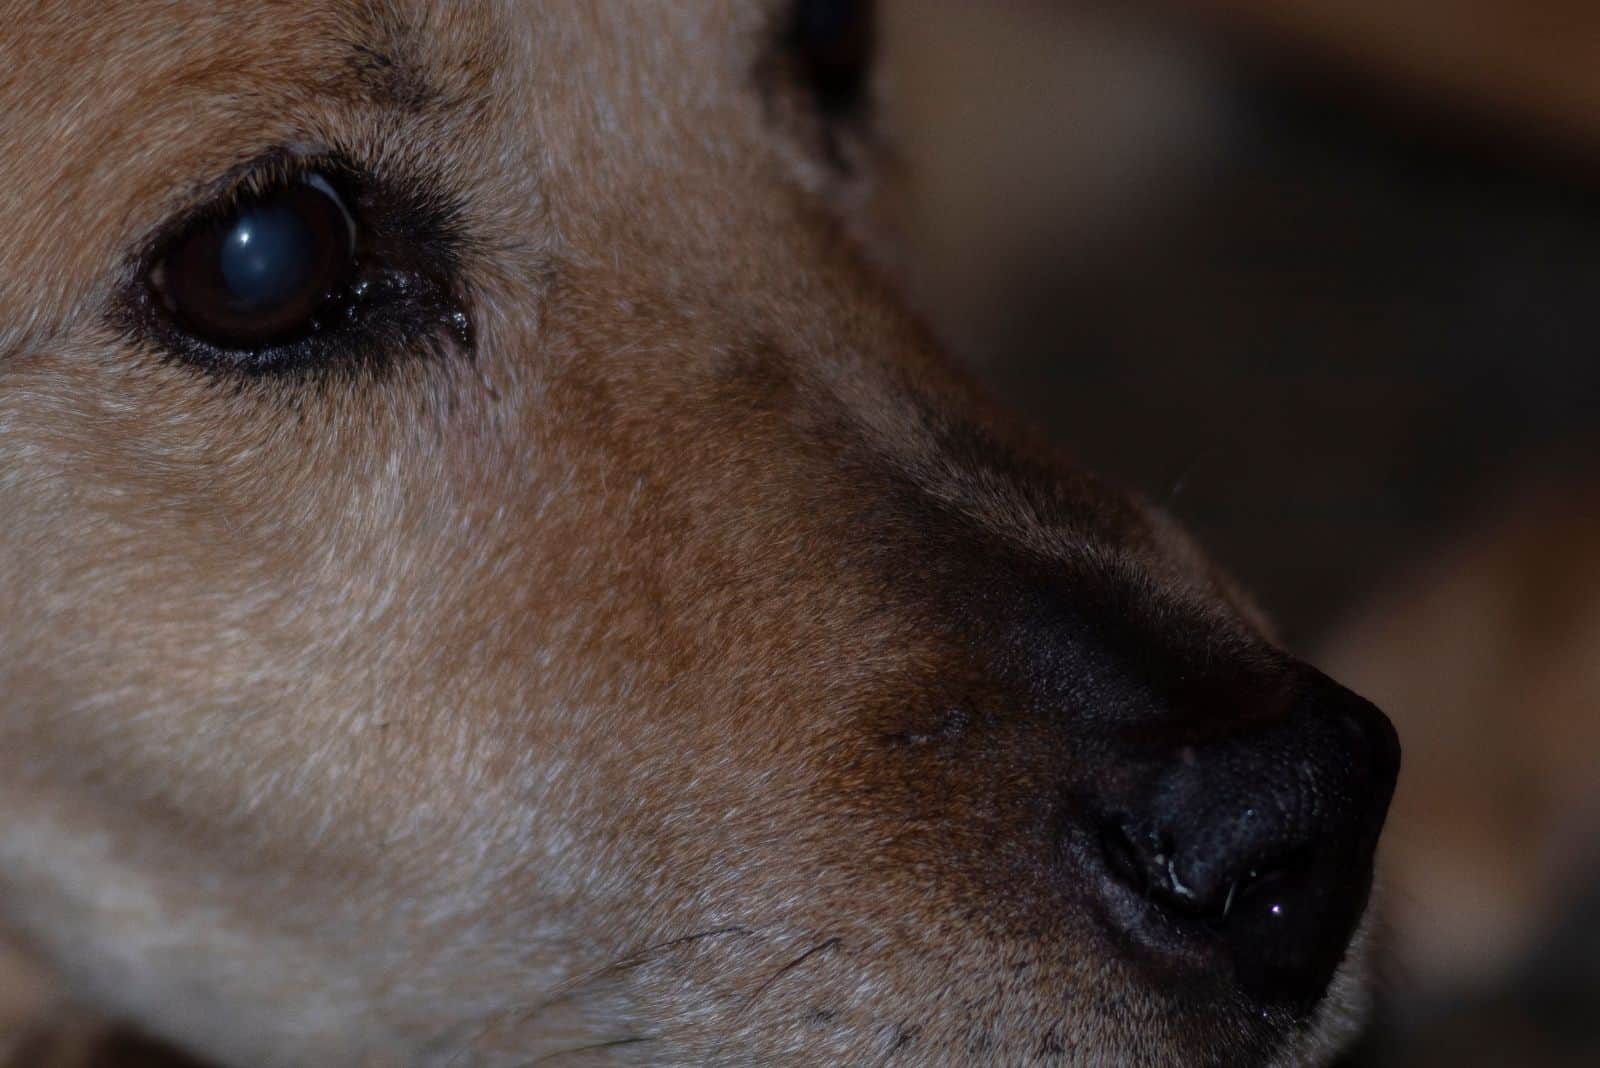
(151, 173), (358, 350)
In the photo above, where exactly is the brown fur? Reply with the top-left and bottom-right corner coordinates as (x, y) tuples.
(1, 3), (1382, 1064)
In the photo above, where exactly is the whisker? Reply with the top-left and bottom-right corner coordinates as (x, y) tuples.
(1164, 444), (1225, 504)
(708, 936), (843, 1060)
(444, 925), (753, 1066)
(739, 937), (842, 1013)
(523, 925), (755, 1019)
(524, 1035), (655, 1065)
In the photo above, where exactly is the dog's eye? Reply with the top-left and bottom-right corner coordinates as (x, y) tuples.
(787, 0), (876, 118)
(150, 174), (357, 350)
(129, 157), (471, 376)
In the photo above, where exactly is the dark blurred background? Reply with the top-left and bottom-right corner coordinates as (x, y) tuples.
(888, 0), (1600, 645)
(883, 0), (1600, 1063)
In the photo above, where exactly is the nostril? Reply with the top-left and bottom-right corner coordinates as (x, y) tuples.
(1100, 821), (1208, 915)
(1100, 822), (1163, 902)
(1089, 670), (1400, 1009)
(1099, 807), (1369, 1008)
(1100, 819), (1300, 924)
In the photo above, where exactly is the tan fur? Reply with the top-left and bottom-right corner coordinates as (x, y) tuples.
(1, 3), (1381, 1064)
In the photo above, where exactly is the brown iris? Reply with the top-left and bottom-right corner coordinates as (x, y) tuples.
(151, 174), (357, 349)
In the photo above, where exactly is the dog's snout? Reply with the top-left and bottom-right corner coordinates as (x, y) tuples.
(1095, 669), (1400, 1008)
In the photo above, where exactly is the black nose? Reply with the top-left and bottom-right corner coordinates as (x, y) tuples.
(1097, 667), (1400, 1008)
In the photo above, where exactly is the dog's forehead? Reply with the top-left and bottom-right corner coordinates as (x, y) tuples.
(1, 0), (772, 142)
(0, 0), (780, 342)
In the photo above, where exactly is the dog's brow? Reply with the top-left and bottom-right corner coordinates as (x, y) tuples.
(342, 38), (442, 113)
(334, 2), (452, 115)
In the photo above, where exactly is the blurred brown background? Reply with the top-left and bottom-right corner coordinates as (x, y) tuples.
(886, 0), (1600, 646)
(882, 0), (1600, 1064)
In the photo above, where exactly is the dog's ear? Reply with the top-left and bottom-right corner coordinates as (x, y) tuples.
(763, 0), (883, 177)
(783, 0), (877, 119)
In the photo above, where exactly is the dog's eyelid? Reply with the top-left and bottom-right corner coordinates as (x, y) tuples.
(118, 148), (474, 377)
(147, 146), (341, 237)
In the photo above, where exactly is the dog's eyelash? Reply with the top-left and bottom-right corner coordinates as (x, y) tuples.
(115, 149), (473, 379)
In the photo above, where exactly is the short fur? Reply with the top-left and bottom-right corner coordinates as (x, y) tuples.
(1, 3), (1384, 1064)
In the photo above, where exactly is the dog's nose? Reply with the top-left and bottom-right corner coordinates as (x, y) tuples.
(1096, 668), (1399, 1008)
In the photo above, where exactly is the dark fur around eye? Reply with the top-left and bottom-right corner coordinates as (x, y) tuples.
(118, 150), (473, 378)
(783, 0), (877, 119)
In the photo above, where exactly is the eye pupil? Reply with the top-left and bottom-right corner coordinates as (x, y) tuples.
(220, 204), (317, 309)
(154, 174), (356, 350)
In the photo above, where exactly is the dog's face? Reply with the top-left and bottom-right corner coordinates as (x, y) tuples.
(0, 3), (1398, 1064)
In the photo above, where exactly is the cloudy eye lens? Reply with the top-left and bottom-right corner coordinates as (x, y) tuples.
(153, 174), (357, 349)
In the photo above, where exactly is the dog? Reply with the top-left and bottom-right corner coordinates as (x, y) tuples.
(0, 2), (1399, 1064)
